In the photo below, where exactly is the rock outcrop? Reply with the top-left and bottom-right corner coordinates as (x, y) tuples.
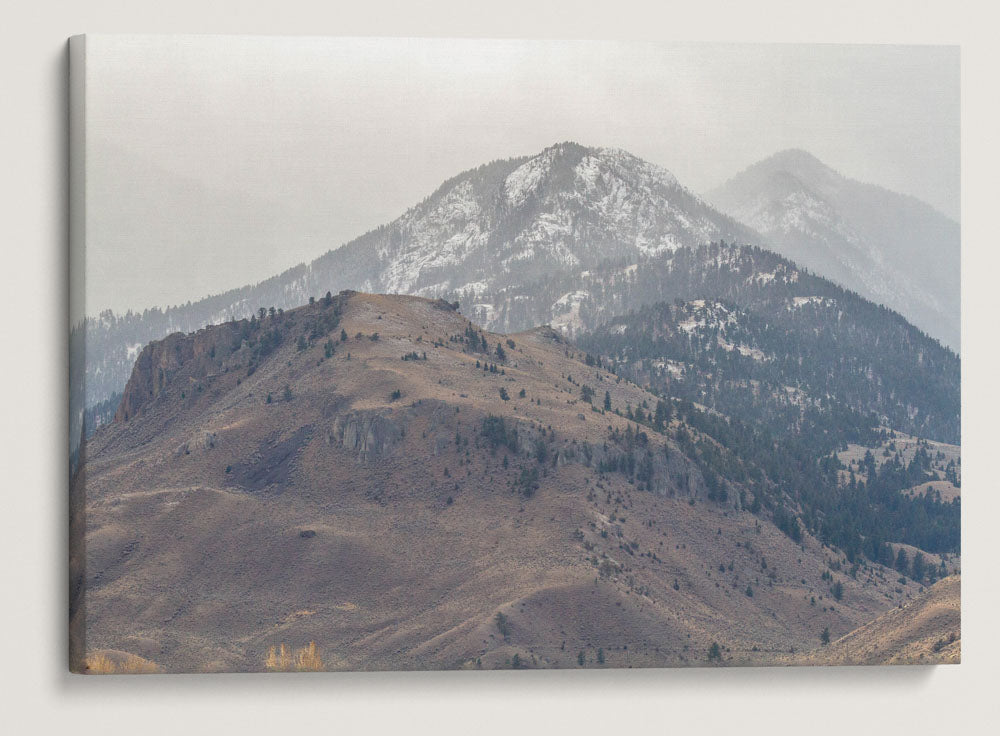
(115, 322), (242, 422)
(332, 410), (404, 461)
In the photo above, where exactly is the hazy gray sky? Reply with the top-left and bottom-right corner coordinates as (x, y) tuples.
(85, 36), (959, 316)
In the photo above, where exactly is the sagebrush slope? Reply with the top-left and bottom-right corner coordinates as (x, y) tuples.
(71, 293), (941, 672)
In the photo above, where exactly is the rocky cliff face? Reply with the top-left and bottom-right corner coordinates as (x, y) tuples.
(114, 322), (243, 423)
(328, 400), (713, 502)
(332, 410), (405, 461)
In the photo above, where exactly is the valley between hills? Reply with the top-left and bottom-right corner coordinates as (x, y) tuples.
(71, 291), (959, 672)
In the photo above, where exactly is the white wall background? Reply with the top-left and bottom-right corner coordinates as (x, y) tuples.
(1, 1), (996, 734)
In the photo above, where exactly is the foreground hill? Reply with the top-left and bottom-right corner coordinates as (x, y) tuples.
(790, 575), (960, 666)
(708, 149), (960, 349)
(71, 293), (943, 673)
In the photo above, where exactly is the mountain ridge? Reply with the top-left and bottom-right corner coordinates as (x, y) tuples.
(72, 143), (959, 460)
(314, 141), (757, 296)
(708, 149), (960, 349)
(71, 141), (758, 438)
(72, 291), (955, 672)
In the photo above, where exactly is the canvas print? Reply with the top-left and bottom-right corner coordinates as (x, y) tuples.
(68, 36), (960, 674)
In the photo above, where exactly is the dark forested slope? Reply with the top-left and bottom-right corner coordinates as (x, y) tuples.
(575, 243), (960, 562)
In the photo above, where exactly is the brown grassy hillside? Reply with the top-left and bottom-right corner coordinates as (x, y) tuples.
(789, 575), (960, 666)
(70, 292), (942, 672)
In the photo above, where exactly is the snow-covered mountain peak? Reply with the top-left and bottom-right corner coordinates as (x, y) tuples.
(502, 143), (684, 208)
(325, 142), (755, 299)
(504, 146), (561, 206)
(75, 143), (759, 419)
(709, 149), (960, 349)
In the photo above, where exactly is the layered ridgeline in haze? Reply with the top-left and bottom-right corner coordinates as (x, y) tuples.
(72, 141), (962, 670)
(71, 142), (755, 442)
(72, 143), (958, 452)
(707, 149), (960, 349)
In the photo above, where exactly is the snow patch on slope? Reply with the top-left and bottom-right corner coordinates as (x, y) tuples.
(550, 290), (590, 334)
(505, 148), (557, 207)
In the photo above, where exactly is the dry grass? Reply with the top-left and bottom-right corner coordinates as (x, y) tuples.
(77, 292), (948, 672)
(295, 641), (324, 671)
(84, 654), (117, 674)
(264, 643), (292, 671)
(789, 576), (961, 666)
(265, 642), (324, 672)
(84, 651), (160, 675)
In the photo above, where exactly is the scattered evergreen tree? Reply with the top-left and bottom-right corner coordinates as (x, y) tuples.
(515, 466), (540, 497)
(654, 399), (671, 430)
(708, 642), (722, 661)
(896, 548), (909, 575)
(481, 415), (518, 453)
(494, 612), (510, 641)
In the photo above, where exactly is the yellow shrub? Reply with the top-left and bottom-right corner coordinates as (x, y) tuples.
(265, 641), (324, 672)
(295, 641), (324, 672)
(84, 652), (160, 674)
(264, 643), (293, 671)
